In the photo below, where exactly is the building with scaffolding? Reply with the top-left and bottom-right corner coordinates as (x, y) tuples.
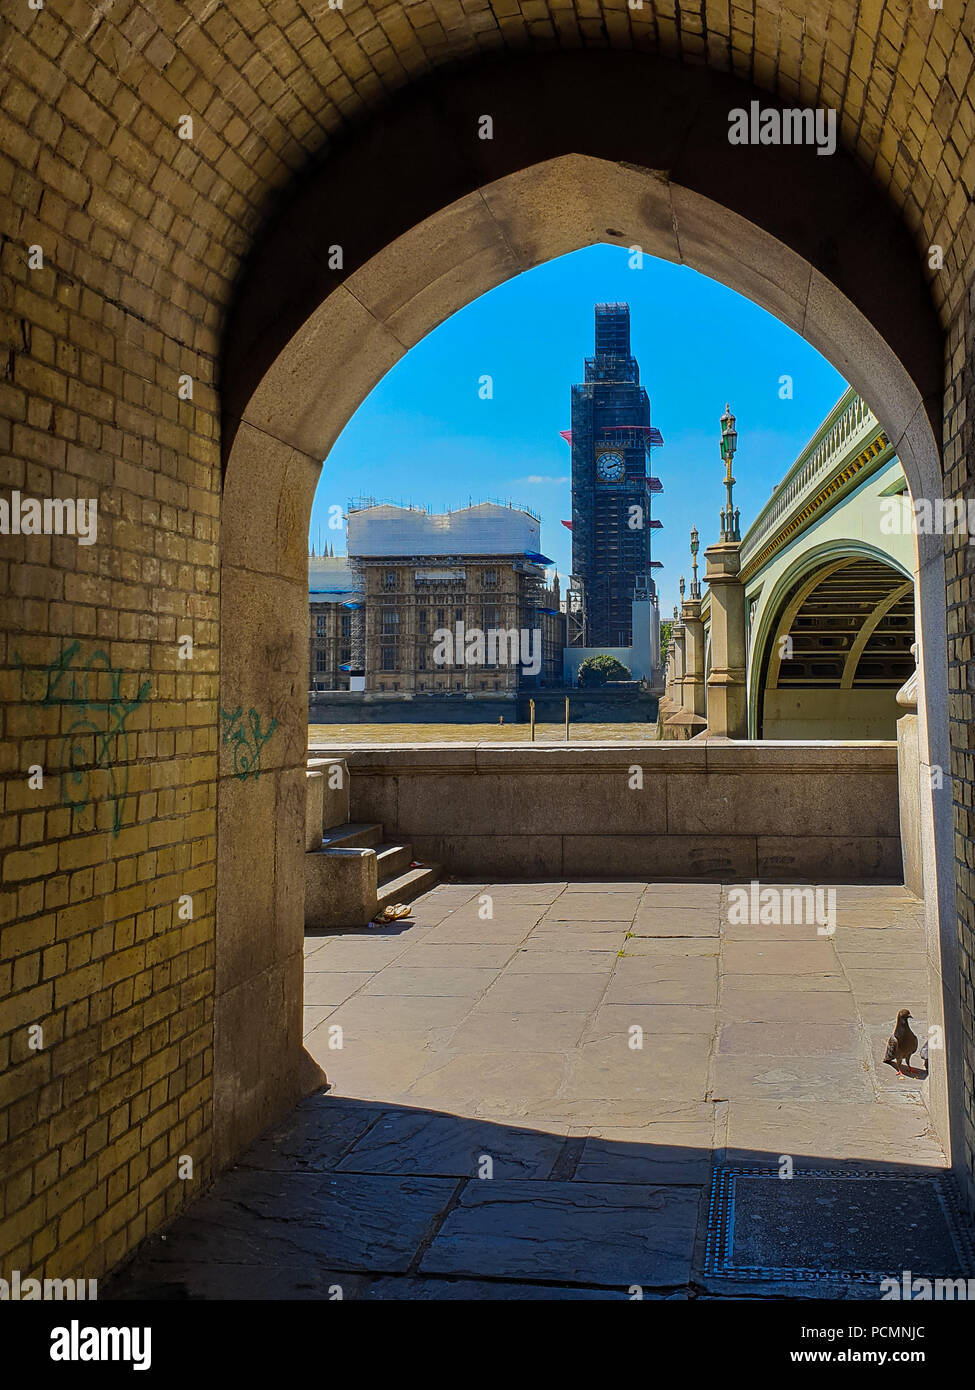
(308, 550), (358, 691)
(566, 302), (663, 649)
(308, 502), (565, 694)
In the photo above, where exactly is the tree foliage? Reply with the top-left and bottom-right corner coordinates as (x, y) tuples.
(577, 654), (632, 687)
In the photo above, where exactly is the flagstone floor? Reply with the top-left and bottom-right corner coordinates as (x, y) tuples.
(110, 881), (955, 1300)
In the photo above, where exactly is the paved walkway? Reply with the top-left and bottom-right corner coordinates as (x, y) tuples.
(111, 881), (953, 1300)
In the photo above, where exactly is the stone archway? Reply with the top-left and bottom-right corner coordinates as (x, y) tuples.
(216, 52), (961, 1199)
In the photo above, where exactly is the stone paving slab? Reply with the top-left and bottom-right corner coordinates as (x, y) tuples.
(419, 1179), (701, 1286)
(604, 960), (718, 1007)
(110, 879), (948, 1300)
(109, 1262), (370, 1301)
(505, 947), (618, 974)
(724, 1099), (946, 1168)
(842, 968), (929, 1003)
(404, 943), (518, 969)
(309, 1039), (441, 1099)
(335, 1111), (568, 1179)
(303, 972), (374, 1006)
(720, 970), (850, 993)
(475, 971), (611, 1013)
(641, 884), (722, 903)
(711, 1055), (876, 1104)
(446, 1009), (591, 1052)
(312, 993), (475, 1039)
(631, 905), (721, 937)
(721, 919), (828, 941)
(717, 989), (857, 1023)
(620, 937), (719, 958)
(718, 1021), (862, 1055)
(561, 880), (650, 893)
(566, 1034), (711, 1101)
(529, 920), (631, 938)
(303, 1006), (336, 1037)
(421, 917), (540, 944)
(237, 1095), (390, 1172)
(543, 894), (641, 921)
(306, 939), (411, 971)
(349, 1276), (637, 1299)
(585, 1002), (717, 1035)
(360, 965), (502, 997)
(406, 1050), (568, 1110)
(127, 1169), (457, 1273)
(575, 1124), (713, 1184)
(721, 941), (839, 974)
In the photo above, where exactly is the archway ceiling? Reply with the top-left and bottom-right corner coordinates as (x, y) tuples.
(180, 0), (968, 286)
(221, 37), (951, 463)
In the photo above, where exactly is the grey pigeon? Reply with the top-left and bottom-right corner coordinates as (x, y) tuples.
(883, 1009), (918, 1078)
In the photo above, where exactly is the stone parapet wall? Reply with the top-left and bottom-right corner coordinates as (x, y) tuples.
(317, 741), (902, 883)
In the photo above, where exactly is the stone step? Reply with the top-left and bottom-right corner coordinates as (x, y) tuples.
(376, 842), (413, 878)
(305, 846), (377, 930)
(376, 862), (443, 910)
(319, 822), (382, 850)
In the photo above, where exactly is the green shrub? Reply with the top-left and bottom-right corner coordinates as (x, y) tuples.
(577, 654), (632, 687)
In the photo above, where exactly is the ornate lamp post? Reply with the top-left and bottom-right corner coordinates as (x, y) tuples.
(679, 575), (685, 601)
(719, 402), (740, 542)
(689, 525), (700, 599)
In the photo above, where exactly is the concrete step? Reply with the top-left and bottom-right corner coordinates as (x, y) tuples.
(376, 861), (443, 910)
(375, 842), (413, 878)
(319, 822), (382, 850)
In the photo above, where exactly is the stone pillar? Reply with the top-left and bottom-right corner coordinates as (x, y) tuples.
(681, 596), (707, 719)
(704, 539), (747, 738)
(661, 640), (675, 710)
(896, 650), (923, 898)
(671, 618), (686, 705)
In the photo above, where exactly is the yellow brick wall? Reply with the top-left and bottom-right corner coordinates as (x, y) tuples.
(1, 0), (975, 1278)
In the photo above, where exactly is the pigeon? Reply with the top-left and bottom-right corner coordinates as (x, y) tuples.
(882, 1008), (918, 1078)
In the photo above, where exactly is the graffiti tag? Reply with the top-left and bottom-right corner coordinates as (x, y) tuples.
(17, 640), (150, 835)
(220, 706), (277, 781)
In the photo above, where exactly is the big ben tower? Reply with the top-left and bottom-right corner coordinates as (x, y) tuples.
(568, 304), (663, 648)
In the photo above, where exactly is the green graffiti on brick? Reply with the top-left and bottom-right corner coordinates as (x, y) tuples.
(16, 640), (151, 836)
(220, 706), (277, 780)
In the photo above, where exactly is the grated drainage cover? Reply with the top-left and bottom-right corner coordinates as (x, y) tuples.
(705, 1167), (975, 1285)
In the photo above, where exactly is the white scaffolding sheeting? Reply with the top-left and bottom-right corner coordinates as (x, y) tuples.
(347, 503), (540, 558)
(308, 555), (358, 600)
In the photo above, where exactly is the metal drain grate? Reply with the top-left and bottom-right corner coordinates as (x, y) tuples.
(705, 1167), (975, 1285)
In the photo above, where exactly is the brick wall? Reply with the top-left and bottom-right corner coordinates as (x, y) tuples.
(1, 0), (974, 1278)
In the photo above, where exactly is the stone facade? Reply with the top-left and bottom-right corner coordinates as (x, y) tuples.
(309, 600), (352, 692)
(1, 1), (975, 1284)
(358, 555), (564, 693)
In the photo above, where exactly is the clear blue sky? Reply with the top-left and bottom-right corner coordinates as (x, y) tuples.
(309, 244), (848, 614)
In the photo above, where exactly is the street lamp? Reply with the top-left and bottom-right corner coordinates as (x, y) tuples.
(690, 525), (700, 598)
(719, 402), (740, 542)
(679, 574), (685, 601)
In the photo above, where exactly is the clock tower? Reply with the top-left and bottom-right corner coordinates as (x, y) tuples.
(568, 303), (663, 648)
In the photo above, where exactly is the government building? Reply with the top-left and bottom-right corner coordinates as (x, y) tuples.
(309, 502), (565, 694)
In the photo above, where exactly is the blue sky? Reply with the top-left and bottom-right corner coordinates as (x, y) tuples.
(309, 244), (848, 614)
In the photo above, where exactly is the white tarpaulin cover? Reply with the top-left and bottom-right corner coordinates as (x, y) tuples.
(348, 503), (540, 558)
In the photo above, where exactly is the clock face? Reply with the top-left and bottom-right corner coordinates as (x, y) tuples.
(596, 451), (624, 482)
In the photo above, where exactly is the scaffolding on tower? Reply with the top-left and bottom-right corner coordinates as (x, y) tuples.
(567, 574), (588, 647)
(340, 557), (366, 676)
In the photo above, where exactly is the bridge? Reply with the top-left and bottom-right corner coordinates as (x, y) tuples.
(660, 389), (917, 744)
